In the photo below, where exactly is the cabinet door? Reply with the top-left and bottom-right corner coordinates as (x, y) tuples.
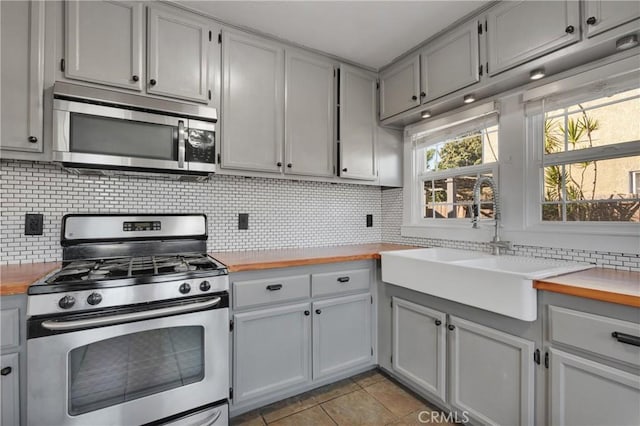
(65, 0), (143, 90)
(233, 303), (311, 404)
(421, 20), (480, 102)
(376, 126), (403, 187)
(584, 1), (640, 38)
(392, 298), (446, 401)
(284, 51), (335, 177)
(550, 348), (640, 426)
(448, 316), (535, 426)
(313, 293), (372, 379)
(221, 30), (284, 173)
(1, 353), (19, 426)
(339, 64), (377, 181)
(379, 54), (421, 119)
(486, 0), (580, 76)
(147, 4), (210, 102)
(0, 0), (44, 153)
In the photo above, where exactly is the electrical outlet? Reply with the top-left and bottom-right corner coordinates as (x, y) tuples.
(366, 214), (373, 227)
(238, 213), (249, 230)
(25, 213), (44, 235)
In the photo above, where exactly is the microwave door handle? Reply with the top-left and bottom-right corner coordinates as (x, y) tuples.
(41, 297), (221, 331)
(178, 120), (186, 168)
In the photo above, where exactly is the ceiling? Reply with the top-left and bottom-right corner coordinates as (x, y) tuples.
(178, 1), (489, 69)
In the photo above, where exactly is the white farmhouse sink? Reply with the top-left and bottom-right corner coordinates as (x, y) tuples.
(380, 248), (594, 322)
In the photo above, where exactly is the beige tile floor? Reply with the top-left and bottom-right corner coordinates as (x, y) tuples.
(230, 370), (455, 426)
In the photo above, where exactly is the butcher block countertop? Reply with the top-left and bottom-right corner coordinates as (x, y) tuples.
(209, 243), (419, 273)
(0, 262), (60, 296)
(534, 268), (640, 307)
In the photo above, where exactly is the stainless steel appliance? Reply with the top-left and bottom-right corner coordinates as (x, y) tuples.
(27, 214), (229, 426)
(52, 82), (217, 179)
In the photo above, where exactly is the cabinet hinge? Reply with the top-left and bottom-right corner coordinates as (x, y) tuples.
(209, 30), (212, 42)
(371, 347), (374, 356)
(376, 81), (380, 90)
(229, 319), (234, 332)
(486, 62), (489, 74)
(485, 20), (487, 32)
(533, 349), (540, 365)
(390, 355), (393, 364)
(370, 295), (373, 304)
(208, 90), (212, 100)
(218, 32), (222, 44)
(217, 153), (221, 164)
(478, 23), (483, 35)
(60, 58), (65, 72)
(390, 300), (393, 308)
(229, 387), (233, 399)
(544, 351), (549, 369)
(479, 64), (483, 76)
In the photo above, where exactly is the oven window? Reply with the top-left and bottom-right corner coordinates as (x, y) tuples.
(68, 326), (204, 416)
(70, 113), (178, 161)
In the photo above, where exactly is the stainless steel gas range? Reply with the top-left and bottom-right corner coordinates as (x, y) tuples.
(26, 214), (229, 426)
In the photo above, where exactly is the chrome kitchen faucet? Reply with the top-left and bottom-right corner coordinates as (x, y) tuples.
(472, 176), (511, 255)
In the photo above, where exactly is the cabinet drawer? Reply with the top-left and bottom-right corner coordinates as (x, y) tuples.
(0, 308), (19, 352)
(549, 306), (640, 367)
(312, 268), (370, 297)
(233, 274), (310, 309)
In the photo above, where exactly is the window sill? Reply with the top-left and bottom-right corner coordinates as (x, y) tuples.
(401, 223), (494, 242)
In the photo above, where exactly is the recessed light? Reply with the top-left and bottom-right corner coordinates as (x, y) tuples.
(463, 94), (475, 104)
(530, 68), (546, 80)
(421, 110), (431, 119)
(616, 34), (639, 50)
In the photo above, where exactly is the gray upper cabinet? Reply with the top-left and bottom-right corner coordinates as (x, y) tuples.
(549, 348), (640, 426)
(448, 315), (535, 426)
(65, 0), (143, 91)
(221, 30), (284, 173)
(233, 302), (311, 404)
(584, 0), (640, 38)
(284, 51), (335, 177)
(147, 4), (210, 102)
(1, 0), (44, 153)
(421, 20), (480, 103)
(379, 54), (421, 119)
(312, 293), (372, 380)
(339, 64), (377, 181)
(392, 298), (446, 402)
(486, 0), (580, 76)
(1, 353), (20, 426)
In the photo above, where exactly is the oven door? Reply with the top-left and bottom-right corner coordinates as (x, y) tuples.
(27, 296), (228, 426)
(52, 99), (191, 172)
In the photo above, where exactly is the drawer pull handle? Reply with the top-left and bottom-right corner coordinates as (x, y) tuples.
(611, 331), (640, 347)
(0, 367), (12, 376)
(337, 276), (350, 283)
(266, 284), (283, 291)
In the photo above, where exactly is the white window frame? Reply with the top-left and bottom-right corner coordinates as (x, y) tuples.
(631, 171), (640, 195)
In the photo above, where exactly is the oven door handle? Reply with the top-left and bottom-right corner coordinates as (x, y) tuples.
(41, 297), (221, 331)
(178, 120), (186, 168)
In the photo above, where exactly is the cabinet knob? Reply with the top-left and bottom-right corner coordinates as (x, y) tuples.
(315, 309), (322, 315)
(304, 310), (310, 316)
(435, 319), (442, 326)
(420, 92), (426, 97)
(277, 162), (283, 167)
(411, 95), (418, 101)
(342, 168), (348, 173)
(132, 75), (139, 82)
(565, 25), (575, 34)
(0, 367), (11, 376)
(287, 163), (292, 168)
(586, 16), (597, 25)
(447, 324), (455, 331)
(149, 79), (157, 86)
(28, 136), (38, 143)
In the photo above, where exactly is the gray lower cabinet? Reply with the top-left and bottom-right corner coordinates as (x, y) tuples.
(1, 295), (26, 426)
(233, 302), (311, 404)
(1, 353), (19, 426)
(313, 293), (373, 379)
(549, 348), (640, 426)
(448, 316), (535, 426)
(392, 298), (446, 401)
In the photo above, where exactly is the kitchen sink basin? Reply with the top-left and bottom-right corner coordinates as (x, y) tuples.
(380, 248), (594, 322)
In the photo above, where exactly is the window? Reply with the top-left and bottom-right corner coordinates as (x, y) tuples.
(412, 109), (499, 222)
(539, 88), (640, 223)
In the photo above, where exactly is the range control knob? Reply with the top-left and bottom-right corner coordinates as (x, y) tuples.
(58, 295), (76, 310)
(87, 293), (102, 306)
(199, 281), (211, 292)
(179, 283), (191, 294)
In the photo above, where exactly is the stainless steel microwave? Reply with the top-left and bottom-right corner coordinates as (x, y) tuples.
(52, 82), (217, 178)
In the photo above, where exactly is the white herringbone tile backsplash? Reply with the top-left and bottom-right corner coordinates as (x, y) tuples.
(1, 160), (382, 263)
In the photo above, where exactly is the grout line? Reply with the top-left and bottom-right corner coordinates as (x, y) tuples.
(319, 404), (339, 426)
